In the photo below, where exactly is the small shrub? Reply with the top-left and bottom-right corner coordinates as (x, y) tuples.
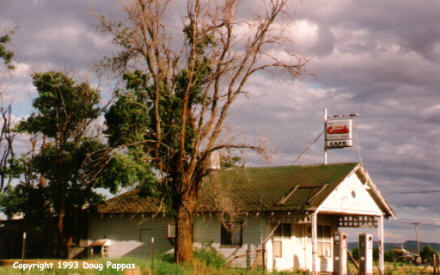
(153, 259), (184, 275)
(351, 247), (359, 261)
(193, 245), (226, 269)
(385, 250), (398, 262)
(158, 252), (175, 263)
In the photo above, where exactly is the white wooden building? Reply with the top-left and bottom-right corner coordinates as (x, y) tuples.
(88, 162), (395, 274)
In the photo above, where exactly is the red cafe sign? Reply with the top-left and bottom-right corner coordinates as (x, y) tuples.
(325, 119), (353, 148)
(327, 125), (350, 135)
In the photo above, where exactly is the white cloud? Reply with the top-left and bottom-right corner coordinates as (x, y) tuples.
(12, 62), (31, 78)
(269, 20), (319, 49)
(39, 25), (83, 43)
(422, 104), (440, 117)
(292, 20), (319, 46)
(85, 32), (113, 49)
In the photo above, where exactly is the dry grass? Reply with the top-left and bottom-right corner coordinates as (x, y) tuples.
(345, 262), (435, 275)
(383, 262), (434, 275)
(1, 259), (435, 275)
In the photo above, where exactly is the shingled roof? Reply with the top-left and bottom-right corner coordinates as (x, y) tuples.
(198, 162), (358, 212)
(97, 162), (394, 218)
(97, 188), (162, 214)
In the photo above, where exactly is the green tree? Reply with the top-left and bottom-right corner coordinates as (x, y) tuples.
(6, 71), (154, 256)
(384, 250), (398, 262)
(16, 71), (101, 255)
(99, 0), (306, 263)
(373, 247), (379, 261)
(0, 32), (14, 70)
(421, 245), (437, 264)
(220, 155), (242, 169)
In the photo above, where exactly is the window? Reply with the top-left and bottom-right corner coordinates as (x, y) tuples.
(274, 223), (291, 238)
(317, 225), (332, 257)
(221, 222), (242, 246)
(273, 223), (291, 258)
(273, 240), (282, 258)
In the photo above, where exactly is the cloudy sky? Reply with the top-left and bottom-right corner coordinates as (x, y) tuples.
(1, 0), (439, 243)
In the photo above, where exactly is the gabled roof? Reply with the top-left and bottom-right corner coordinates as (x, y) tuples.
(97, 162), (395, 219)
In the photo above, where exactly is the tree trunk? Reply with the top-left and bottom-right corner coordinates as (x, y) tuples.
(56, 198), (66, 257)
(176, 190), (197, 263)
(65, 235), (73, 257)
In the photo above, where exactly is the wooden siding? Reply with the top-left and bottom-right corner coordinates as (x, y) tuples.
(87, 170), (385, 272)
(88, 214), (337, 271)
(193, 215), (267, 268)
(88, 215), (173, 258)
(266, 216), (338, 272)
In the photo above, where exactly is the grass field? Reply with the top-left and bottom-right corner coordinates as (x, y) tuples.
(0, 258), (295, 275)
(0, 258), (436, 274)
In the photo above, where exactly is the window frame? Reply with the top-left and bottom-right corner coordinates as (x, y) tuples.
(317, 225), (332, 257)
(220, 222), (243, 247)
(272, 223), (292, 258)
(273, 223), (292, 238)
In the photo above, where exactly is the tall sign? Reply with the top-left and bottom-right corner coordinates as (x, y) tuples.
(325, 119), (353, 148)
(324, 108), (359, 165)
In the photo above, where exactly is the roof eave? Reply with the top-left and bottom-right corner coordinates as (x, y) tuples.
(357, 165), (397, 220)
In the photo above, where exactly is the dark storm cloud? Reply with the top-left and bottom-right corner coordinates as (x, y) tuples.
(228, 0), (440, 237)
(0, 0), (439, 241)
(294, 0), (440, 58)
(1, 0), (121, 72)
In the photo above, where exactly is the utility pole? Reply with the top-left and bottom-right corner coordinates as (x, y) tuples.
(324, 108), (328, 165)
(410, 222), (421, 256)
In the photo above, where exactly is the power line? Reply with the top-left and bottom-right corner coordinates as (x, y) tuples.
(292, 130), (324, 165)
(389, 190), (440, 195)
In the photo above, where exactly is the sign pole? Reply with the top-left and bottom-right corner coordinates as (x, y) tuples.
(151, 237), (154, 273)
(21, 232), (26, 275)
(324, 108), (328, 165)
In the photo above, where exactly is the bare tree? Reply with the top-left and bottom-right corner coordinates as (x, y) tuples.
(99, 0), (306, 262)
(0, 103), (16, 190)
(0, 29), (16, 191)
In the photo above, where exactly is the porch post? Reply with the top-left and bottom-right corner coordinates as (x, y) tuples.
(378, 215), (384, 275)
(312, 211), (318, 275)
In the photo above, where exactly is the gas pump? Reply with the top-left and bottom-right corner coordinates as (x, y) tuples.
(333, 232), (347, 275)
(359, 233), (373, 275)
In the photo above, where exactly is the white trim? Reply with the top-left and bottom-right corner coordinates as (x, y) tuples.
(311, 212), (318, 275)
(318, 209), (382, 216)
(358, 166), (396, 219)
(378, 215), (384, 275)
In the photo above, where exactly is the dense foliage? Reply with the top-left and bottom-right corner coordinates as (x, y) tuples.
(0, 32), (14, 70)
(0, 71), (155, 256)
(421, 245), (438, 264)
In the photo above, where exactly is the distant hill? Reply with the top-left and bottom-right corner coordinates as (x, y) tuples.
(348, 241), (440, 251)
(402, 241), (440, 252)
